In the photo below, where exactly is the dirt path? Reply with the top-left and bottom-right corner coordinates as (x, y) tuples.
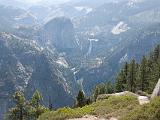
(68, 115), (117, 120)
(68, 115), (104, 120)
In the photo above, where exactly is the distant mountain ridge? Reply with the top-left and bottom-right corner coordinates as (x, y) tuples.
(0, 0), (160, 119)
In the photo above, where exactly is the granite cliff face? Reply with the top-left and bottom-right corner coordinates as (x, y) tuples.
(0, 33), (78, 119)
(42, 17), (78, 52)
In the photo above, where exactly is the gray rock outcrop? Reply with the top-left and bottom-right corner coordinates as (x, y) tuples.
(97, 91), (138, 101)
(151, 79), (160, 99)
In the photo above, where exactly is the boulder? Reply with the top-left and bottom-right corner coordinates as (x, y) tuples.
(138, 96), (150, 105)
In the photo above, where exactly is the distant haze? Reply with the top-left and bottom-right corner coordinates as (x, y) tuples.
(17, 0), (71, 4)
(0, 0), (121, 7)
(0, 0), (72, 6)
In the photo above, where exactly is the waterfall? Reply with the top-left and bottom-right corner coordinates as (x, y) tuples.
(86, 39), (92, 56)
(86, 38), (99, 56)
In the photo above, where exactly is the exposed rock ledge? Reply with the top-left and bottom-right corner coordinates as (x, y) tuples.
(97, 91), (150, 105)
(97, 91), (138, 101)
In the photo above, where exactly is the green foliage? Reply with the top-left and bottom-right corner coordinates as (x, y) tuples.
(5, 91), (27, 120)
(5, 90), (48, 120)
(38, 95), (138, 120)
(105, 82), (115, 94)
(30, 90), (47, 119)
(76, 90), (86, 107)
(31, 91), (43, 107)
(91, 95), (138, 119)
(13, 91), (26, 107)
(76, 90), (92, 108)
(137, 56), (149, 91)
(93, 82), (115, 100)
(120, 97), (160, 120)
(38, 106), (94, 120)
(93, 84), (106, 100)
(116, 69), (126, 92)
(115, 45), (160, 94)
(128, 59), (137, 92)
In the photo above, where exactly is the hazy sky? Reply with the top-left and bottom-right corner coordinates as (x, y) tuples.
(20, 0), (71, 4)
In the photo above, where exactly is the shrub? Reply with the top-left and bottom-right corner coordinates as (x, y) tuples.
(120, 97), (160, 120)
(38, 106), (94, 120)
(39, 95), (138, 120)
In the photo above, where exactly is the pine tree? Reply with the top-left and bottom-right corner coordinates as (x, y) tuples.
(139, 56), (149, 91)
(31, 91), (42, 108)
(76, 90), (86, 108)
(146, 59), (153, 93)
(6, 90), (47, 120)
(48, 96), (53, 110)
(152, 45), (160, 62)
(30, 90), (47, 119)
(98, 84), (106, 94)
(123, 62), (129, 90)
(93, 84), (106, 100)
(116, 62), (129, 92)
(93, 86), (99, 101)
(115, 44), (160, 94)
(6, 91), (26, 120)
(105, 82), (114, 94)
(116, 70), (125, 92)
(128, 59), (137, 92)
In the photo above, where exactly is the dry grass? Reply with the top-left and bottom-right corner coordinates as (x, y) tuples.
(38, 95), (139, 120)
